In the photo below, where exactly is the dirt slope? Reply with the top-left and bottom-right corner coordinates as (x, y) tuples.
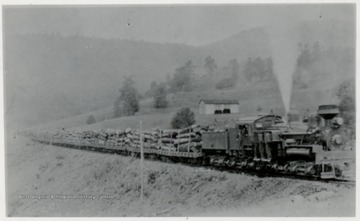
(6, 136), (355, 217)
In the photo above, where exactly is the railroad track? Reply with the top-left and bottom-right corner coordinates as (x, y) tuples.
(31, 137), (356, 185)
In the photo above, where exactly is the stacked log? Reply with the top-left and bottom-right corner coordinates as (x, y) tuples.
(157, 125), (208, 153)
(158, 129), (177, 151)
(106, 129), (126, 148)
(30, 124), (210, 154)
(98, 130), (108, 145)
(127, 129), (159, 150)
(81, 130), (98, 145)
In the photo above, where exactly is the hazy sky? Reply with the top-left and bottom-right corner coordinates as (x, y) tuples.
(3, 4), (355, 46)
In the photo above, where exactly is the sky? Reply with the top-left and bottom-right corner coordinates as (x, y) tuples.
(3, 4), (355, 46)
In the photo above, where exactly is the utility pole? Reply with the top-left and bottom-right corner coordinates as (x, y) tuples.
(140, 121), (144, 202)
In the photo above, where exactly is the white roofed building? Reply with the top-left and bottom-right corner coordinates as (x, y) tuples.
(199, 99), (239, 115)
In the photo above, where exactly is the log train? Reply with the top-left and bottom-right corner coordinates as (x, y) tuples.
(25, 104), (355, 181)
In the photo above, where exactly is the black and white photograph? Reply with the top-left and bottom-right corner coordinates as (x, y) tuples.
(2, 1), (357, 217)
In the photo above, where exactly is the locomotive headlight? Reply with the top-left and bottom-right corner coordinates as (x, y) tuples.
(332, 117), (344, 127)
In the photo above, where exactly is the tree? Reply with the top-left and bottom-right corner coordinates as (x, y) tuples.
(244, 57), (267, 82)
(171, 107), (195, 129)
(153, 83), (168, 108)
(253, 57), (266, 79)
(86, 115), (96, 124)
(170, 60), (195, 92)
(244, 57), (253, 81)
(228, 59), (240, 80)
(337, 80), (355, 113)
(215, 77), (236, 89)
(166, 73), (172, 88)
(145, 81), (158, 98)
(336, 80), (355, 128)
(336, 80), (354, 100)
(215, 58), (240, 90)
(339, 95), (355, 112)
(204, 56), (217, 77)
(113, 96), (122, 118)
(114, 76), (140, 117)
(297, 42), (312, 70)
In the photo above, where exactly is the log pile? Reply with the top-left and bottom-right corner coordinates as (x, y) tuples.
(128, 129), (160, 150)
(158, 125), (208, 153)
(29, 125), (210, 153)
(104, 129), (126, 147)
(82, 130), (99, 145)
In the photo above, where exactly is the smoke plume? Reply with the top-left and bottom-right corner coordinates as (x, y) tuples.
(266, 24), (299, 115)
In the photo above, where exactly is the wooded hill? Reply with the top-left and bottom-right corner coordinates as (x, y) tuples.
(4, 19), (355, 130)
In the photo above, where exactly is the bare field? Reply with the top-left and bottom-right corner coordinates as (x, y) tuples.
(6, 136), (355, 217)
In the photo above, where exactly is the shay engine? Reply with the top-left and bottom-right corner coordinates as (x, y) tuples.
(202, 104), (354, 180)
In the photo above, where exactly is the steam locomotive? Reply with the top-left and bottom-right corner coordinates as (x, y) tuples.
(201, 104), (355, 179)
(26, 104), (355, 180)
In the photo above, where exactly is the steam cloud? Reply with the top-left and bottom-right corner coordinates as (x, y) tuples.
(266, 24), (299, 115)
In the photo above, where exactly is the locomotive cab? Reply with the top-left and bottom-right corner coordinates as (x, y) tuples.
(236, 115), (287, 162)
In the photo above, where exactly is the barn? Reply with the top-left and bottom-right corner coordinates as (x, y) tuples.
(199, 99), (239, 115)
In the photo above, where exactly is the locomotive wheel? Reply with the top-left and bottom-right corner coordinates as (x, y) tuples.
(306, 165), (317, 176)
(294, 166), (306, 174)
(264, 164), (272, 172)
(130, 152), (138, 158)
(160, 156), (171, 163)
(284, 164), (290, 173)
(189, 158), (201, 164)
(335, 166), (342, 177)
(289, 165), (297, 173)
(202, 156), (210, 166)
(271, 163), (278, 172)
(148, 154), (157, 161)
(226, 158), (237, 168)
(255, 164), (264, 171)
(248, 161), (256, 169)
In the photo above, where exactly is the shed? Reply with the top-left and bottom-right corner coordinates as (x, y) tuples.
(199, 99), (239, 115)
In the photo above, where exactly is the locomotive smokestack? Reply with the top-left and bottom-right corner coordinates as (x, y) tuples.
(317, 104), (340, 128)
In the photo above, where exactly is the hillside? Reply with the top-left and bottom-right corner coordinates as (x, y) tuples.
(27, 76), (287, 132)
(200, 27), (272, 64)
(3, 35), (198, 129)
(4, 19), (355, 131)
(291, 46), (355, 111)
(4, 26), (275, 129)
